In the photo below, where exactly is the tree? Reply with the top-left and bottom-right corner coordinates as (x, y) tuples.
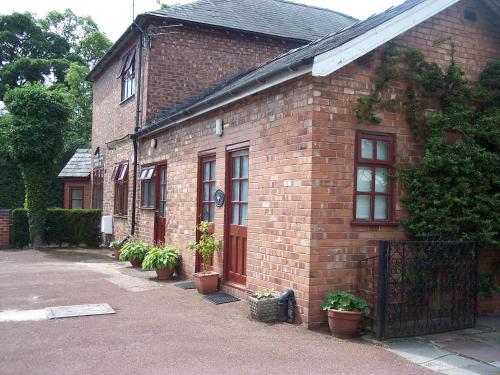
(3, 84), (71, 248)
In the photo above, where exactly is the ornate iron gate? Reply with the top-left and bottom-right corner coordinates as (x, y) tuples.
(375, 240), (478, 340)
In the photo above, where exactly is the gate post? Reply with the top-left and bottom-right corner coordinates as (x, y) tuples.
(376, 240), (388, 340)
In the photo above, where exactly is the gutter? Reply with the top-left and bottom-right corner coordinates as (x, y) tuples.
(136, 59), (313, 138)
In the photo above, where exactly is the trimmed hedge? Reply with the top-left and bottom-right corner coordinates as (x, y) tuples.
(12, 208), (102, 248)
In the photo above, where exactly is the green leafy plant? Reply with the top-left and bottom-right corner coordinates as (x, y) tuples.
(142, 246), (180, 270)
(119, 240), (150, 261)
(253, 288), (278, 300)
(188, 221), (222, 273)
(322, 291), (369, 314)
(109, 237), (128, 250)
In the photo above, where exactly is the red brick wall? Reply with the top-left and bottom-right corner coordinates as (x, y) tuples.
(62, 179), (91, 209)
(0, 210), (11, 248)
(307, 0), (500, 325)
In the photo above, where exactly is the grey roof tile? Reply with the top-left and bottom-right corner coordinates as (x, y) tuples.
(147, 0), (357, 42)
(58, 149), (92, 178)
(140, 0), (425, 134)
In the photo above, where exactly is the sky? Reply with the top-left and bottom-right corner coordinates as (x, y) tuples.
(0, 0), (403, 42)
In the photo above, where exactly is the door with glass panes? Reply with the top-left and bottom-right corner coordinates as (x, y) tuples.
(195, 156), (216, 272)
(225, 149), (248, 285)
(154, 164), (167, 244)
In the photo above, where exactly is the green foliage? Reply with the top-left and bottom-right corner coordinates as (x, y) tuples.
(142, 246), (180, 270)
(109, 238), (128, 250)
(119, 240), (150, 262)
(188, 221), (222, 273)
(3, 83), (70, 247)
(0, 119), (24, 208)
(253, 288), (278, 300)
(322, 291), (369, 314)
(11, 208), (101, 248)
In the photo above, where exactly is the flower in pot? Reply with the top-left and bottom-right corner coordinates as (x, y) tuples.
(188, 221), (222, 294)
(322, 291), (369, 338)
(119, 240), (149, 268)
(248, 288), (279, 322)
(110, 238), (127, 260)
(142, 246), (180, 280)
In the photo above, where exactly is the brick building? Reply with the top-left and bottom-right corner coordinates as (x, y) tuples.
(88, 0), (500, 327)
(58, 149), (92, 209)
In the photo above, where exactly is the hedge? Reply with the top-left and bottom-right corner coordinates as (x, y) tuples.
(12, 208), (102, 248)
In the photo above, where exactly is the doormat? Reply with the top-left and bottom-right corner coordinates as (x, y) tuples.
(203, 292), (240, 305)
(45, 304), (115, 319)
(175, 281), (196, 290)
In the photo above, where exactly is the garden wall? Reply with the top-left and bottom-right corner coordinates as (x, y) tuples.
(0, 209), (11, 249)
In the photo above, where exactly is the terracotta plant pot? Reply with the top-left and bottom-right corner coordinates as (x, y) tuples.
(114, 249), (121, 261)
(327, 309), (364, 338)
(130, 258), (143, 268)
(155, 268), (175, 280)
(193, 272), (219, 294)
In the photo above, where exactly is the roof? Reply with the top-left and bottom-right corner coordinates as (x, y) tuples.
(147, 0), (357, 42)
(87, 0), (357, 81)
(139, 0), (430, 135)
(58, 149), (92, 179)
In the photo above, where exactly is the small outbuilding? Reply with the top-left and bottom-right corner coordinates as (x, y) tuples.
(58, 149), (92, 209)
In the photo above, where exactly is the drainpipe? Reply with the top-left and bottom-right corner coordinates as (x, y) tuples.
(131, 23), (144, 236)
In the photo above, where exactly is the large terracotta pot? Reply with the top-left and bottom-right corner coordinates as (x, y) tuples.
(193, 272), (219, 294)
(327, 309), (364, 338)
(130, 258), (143, 268)
(155, 268), (175, 280)
(114, 248), (121, 261)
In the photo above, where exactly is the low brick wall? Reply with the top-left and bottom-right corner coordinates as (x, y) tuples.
(0, 209), (11, 249)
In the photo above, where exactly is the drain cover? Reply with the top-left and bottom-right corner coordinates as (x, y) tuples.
(45, 304), (115, 319)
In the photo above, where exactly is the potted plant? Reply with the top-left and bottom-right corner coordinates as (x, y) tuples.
(322, 291), (369, 338)
(142, 246), (180, 280)
(110, 238), (127, 260)
(119, 240), (149, 268)
(188, 221), (222, 294)
(248, 288), (279, 322)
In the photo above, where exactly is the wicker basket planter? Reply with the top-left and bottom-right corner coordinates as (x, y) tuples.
(248, 295), (279, 322)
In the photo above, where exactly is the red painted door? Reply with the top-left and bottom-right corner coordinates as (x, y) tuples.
(225, 150), (249, 285)
(154, 164), (167, 245)
(195, 156), (216, 272)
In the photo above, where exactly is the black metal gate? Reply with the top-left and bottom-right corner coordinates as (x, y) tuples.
(375, 240), (478, 340)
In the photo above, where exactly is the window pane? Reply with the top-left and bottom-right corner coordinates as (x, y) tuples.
(240, 203), (248, 225)
(72, 199), (82, 209)
(140, 169), (148, 180)
(209, 203), (215, 222)
(146, 167), (155, 180)
(361, 139), (374, 159)
(72, 189), (83, 200)
(202, 203), (210, 221)
(375, 195), (388, 220)
(210, 161), (216, 180)
(233, 157), (240, 178)
(232, 203), (240, 225)
(241, 155), (249, 178)
(240, 180), (249, 201)
(160, 185), (166, 202)
(232, 180), (240, 201)
(356, 195), (371, 220)
(149, 183), (156, 206)
(357, 167), (372, 192)
(204, 162), (210, 181)
(203, 183), (210, 201)
(160, 202), (165, 217)
(160, 168), (167, 184)
(142, 182), (148, 206)
(210, 182), (216, 201)
(375, 168), (389, 193)
(377, 141), (389, 161)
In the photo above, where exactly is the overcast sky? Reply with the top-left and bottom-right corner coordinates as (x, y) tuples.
(1, 0), (403, 42)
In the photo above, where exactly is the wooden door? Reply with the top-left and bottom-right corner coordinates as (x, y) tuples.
(195, 156), (216, 272)
(154, 164), (167, 244)
(225, 150), (249, 285)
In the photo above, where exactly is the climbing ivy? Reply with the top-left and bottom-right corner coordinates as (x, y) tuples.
(355, 45), (500, 248)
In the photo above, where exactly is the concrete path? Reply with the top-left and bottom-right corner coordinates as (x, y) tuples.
(365, 318), (500, 375)
(0, 248), (432, 375)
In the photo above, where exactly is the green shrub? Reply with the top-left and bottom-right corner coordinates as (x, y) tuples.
(119, 240), (150, 261)
(188, 221), (222, 273)
(142, 246), (180, 270)
(11, 208), (101, 248)
(322, 291), (369, 314)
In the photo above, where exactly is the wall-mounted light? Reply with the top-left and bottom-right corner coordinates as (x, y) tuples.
(150, 139), (157, 149)
(215, 118), (223, 137)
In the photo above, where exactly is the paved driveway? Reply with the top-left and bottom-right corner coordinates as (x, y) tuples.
(0, 249), (432, 375)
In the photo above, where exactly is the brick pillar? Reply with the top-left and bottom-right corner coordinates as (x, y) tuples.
(0, 209), (11, 249)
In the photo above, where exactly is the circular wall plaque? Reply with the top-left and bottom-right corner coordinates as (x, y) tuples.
(214, 189), (225, 207)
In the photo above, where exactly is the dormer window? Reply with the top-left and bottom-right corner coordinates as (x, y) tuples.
(120, 50), (136, 101)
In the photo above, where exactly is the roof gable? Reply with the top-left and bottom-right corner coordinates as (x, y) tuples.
(58, 149), (92, 179)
